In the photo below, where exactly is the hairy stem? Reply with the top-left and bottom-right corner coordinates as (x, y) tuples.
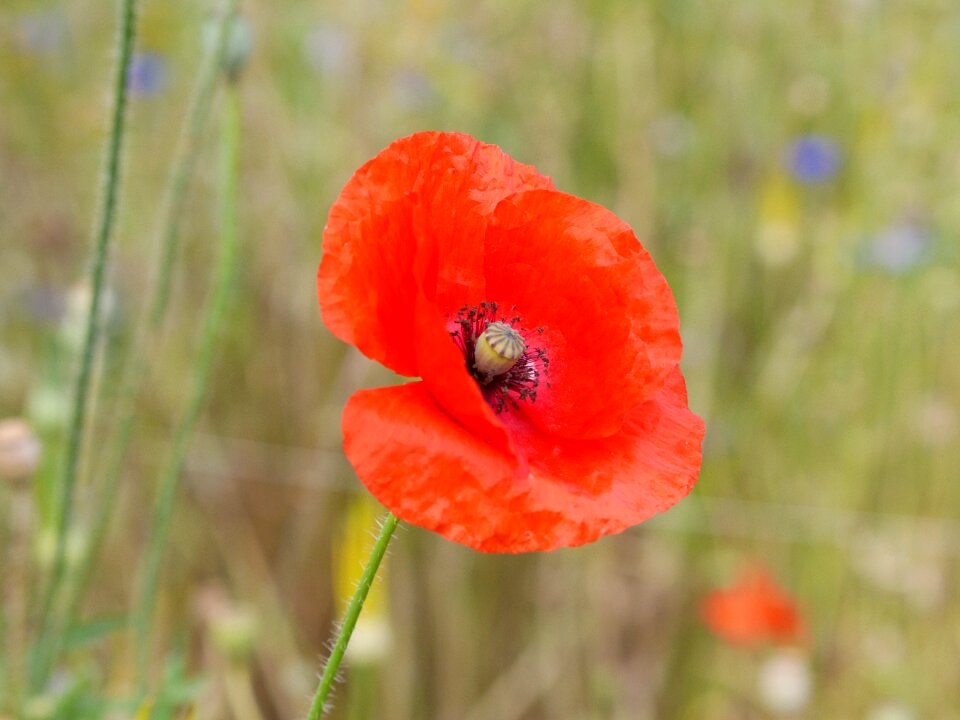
(30, 0), (139, 691)
(65, 0), (241, 629)
(307, 513), (400, 719)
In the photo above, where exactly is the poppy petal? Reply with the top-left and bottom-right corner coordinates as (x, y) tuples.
(501, 367), (703, 536)
(319, 132), (552, 376)
(342, 368), (703, 552)
(701, 566), (806, 646)
(483, 190), (683, 439)
(322, 131), (703, 553)
(342, 382), (526, 550)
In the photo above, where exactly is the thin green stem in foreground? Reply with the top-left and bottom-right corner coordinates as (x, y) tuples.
(308, 512), (400, 720)
(30, 0), (139, 691)
(132, 82), (242, 694)
(65, 0), (241, 628)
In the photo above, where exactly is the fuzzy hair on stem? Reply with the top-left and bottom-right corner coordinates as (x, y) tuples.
(307, 512), (399, 719)
(29, 0), (140, 692)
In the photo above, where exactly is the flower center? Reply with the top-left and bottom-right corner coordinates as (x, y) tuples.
(474, 321), (524, 382)
(448, 302), (549, 413)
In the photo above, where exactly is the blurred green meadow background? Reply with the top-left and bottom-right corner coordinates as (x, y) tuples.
(1, 0), (959, 718)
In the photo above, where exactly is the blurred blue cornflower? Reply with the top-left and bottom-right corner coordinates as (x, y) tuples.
(18, 285), (68, 325)
(126, 51), (169, 97)
(784, 134), (842, 184)
(15, 12), (68, 56)
(863, 220), (933, 274)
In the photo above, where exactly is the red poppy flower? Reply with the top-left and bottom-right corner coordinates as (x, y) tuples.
(318, 131), (704, 552)
(701, 566), (805, 646)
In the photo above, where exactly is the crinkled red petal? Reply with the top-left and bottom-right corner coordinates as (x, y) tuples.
(483, 190), (683, 439)
(342, 382), (525, 550)
(319, 132), (552, 376)
(342, 368), (703, 552)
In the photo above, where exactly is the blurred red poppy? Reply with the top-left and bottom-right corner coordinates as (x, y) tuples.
(701, 566), (805, 646)
(318, 131), (704, 552)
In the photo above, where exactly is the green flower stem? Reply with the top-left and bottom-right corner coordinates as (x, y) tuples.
(65, 0), (241, 628)
(30, 0), (139, 691)
(152, 0), (241, 326)
(132, 81), (242, 694)
(307, 512), (400, 720)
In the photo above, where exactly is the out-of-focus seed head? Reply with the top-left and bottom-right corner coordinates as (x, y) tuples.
(223, 15), (253, 81)
(205, 14), (254, 82)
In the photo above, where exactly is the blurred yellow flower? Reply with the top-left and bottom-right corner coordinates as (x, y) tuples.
(755, 173), (801, 266)
(335, 496), (393, 664)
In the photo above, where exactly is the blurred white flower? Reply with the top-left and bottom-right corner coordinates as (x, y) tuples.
(344, 615), (393, 665)
(862, 221), (932, 274)
(867, 702), (916, 720)
(852, 528), (947, 611)
(757, 650), (812, 715)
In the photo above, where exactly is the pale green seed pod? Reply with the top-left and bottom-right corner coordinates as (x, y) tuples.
(203, 14), (254, 82)
(473, 321), (524, 382)
(222, 16), (253, 81)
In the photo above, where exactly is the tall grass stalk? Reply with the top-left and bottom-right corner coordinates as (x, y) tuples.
(151, 0), (241, 327)
(66, 0), (241, 627)
(132, 78), (243, 694)
(29, 0), (140, 692)
(308, 512), (400, 719)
